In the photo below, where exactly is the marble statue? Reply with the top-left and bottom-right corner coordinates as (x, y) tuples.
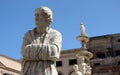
(71, 64), (82, 75)
(79, 57), (87, 75)
(78, 57), (92, 75)
(77, 23), (89, 50)
(85, 59), (92, 75)
(80, 23), (87, 36)
(21, 6), (62, 75)
(85, 63), (92, 75)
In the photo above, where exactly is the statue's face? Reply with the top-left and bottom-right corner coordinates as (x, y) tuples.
(73, 65), (78, 71)
(35, 9), (53, 29)
(80, 57), (85, 63)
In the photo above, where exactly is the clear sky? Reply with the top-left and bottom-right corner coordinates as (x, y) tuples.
(0, 0), (120, 59)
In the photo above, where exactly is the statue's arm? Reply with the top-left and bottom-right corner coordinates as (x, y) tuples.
(39, 31), (62, 61)
(21, 31), (62, 61)
(21, 31), (42, 60)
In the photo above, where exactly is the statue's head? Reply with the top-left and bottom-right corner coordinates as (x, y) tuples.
(35, 6), (53, 29)
(73, 64), (79, 72)
(80, 57), (85, 63)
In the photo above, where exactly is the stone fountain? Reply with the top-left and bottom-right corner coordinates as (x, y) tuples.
(71, 23), (93, 75)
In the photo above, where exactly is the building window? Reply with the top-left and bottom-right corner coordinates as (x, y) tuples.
(118, 61), (120, 65)
(69, 59), (77, 65)
(117, 39), (120, 42)
(58, 72), (62, 75)
(94, 63), (100, 66)
(115, 50), (120, 56)
(56, 61), (62, 67)
(96, 52), (105, 58)
(3, 73), (9, 75)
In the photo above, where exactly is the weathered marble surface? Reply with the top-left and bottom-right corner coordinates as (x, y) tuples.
(21, 6), (62, 75)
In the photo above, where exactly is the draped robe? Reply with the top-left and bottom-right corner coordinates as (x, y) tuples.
(21, 28), (62, 75)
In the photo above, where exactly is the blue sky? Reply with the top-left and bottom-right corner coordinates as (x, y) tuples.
(0, 0), (120, 59)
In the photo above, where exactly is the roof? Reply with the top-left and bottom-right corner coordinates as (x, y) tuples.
(0, 54), (20, 63)
(0, 54), (21, 72)
(90, 33), (120, 39)
(61, 48), (81, 54)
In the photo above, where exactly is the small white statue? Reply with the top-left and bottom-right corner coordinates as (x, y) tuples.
(79, 57), (87, 75)
(85, 59), (92, 75)
(80, 23), (87, 36)
(71, 64), (82, 75)
(85, 64), (92, 75)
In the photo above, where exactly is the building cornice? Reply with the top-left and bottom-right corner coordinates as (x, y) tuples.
(61, 48), (81, 54)
(0, 66), (21, 74)
(0, 54), (20, 63)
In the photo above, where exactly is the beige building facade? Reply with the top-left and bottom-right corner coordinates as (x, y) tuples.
(0, 54), (21, 75)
